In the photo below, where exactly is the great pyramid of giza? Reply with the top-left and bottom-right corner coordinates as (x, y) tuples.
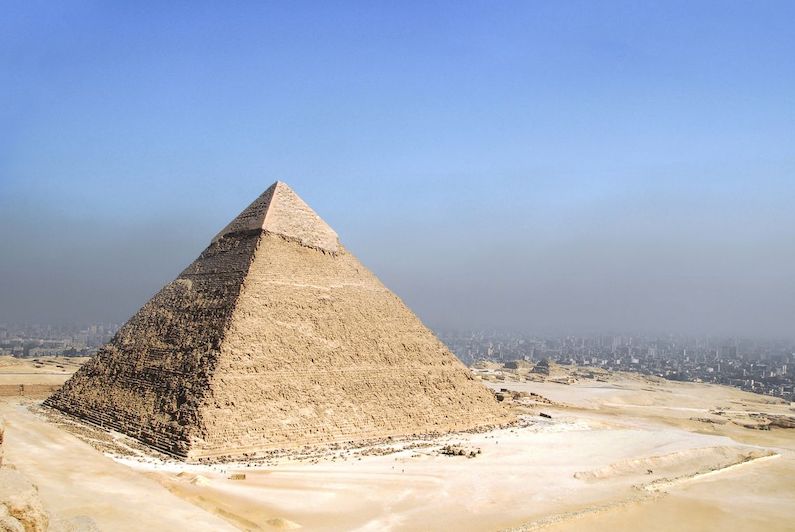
(45, 182), (510, 460)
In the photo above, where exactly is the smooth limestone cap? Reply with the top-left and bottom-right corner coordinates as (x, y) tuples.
(212, 181), (339, 252)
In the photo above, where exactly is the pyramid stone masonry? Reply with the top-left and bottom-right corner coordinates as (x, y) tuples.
(45, 182), (511, 460)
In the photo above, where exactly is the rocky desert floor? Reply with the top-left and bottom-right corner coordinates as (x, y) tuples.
(1, 358), (794, 531)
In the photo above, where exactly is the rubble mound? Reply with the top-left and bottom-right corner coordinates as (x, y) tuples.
(45, 182), (510, 460)
(440, 444), (481, 458)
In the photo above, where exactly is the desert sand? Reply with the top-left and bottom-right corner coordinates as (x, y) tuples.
(0, 356), (87, 387)
(2, 357), (794, 530)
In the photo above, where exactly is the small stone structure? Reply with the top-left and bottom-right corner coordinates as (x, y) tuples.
(532, 359), (551, 376)
(46, 182), (510, 460)
(504, 360), (532, 370)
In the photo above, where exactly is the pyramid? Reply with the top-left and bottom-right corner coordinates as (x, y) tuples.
(45, 182), (510, 460)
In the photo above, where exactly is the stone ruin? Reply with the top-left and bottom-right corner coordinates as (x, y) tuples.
(45, 182), (510, 460)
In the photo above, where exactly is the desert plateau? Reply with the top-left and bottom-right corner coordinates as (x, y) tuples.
(2, 356), (793, 531)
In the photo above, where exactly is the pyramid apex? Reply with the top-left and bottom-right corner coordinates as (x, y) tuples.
(213, 181), (339, 252)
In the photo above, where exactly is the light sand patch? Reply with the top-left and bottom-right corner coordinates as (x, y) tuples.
(0, 400), (235, 532)
(573, 446), (775, 483)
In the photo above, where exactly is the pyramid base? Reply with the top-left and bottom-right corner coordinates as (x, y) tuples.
(44, 399), (512, 462)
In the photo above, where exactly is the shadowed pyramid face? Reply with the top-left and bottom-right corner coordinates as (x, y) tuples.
(45, 182), (510, 461)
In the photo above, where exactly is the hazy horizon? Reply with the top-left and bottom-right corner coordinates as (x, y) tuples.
(2, 2), (794, 339)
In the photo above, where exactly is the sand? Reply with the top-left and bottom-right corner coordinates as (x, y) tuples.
(1, 360), (794, 531)
(1, 401), (234, 531)
(0, 356), (86, 386)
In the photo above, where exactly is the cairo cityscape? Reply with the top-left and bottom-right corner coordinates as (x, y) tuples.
(1, 3), (794, 532)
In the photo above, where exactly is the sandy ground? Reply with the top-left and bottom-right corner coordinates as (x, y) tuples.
(1, 400), (235, 531)
(0, 355), (87, 386)
(1, 359), (794, 531)
(486, 375), (795, 531)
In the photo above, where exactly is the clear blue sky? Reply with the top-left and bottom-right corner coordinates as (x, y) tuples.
(2, 2), (794, 337)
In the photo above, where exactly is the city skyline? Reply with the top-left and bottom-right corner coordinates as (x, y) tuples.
(3, 321), (793, 401)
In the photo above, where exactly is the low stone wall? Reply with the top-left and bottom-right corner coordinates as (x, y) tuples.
(0, 385), (61, 398)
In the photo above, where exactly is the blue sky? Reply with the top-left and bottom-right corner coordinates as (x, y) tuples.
(2, 2), (794, 336)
